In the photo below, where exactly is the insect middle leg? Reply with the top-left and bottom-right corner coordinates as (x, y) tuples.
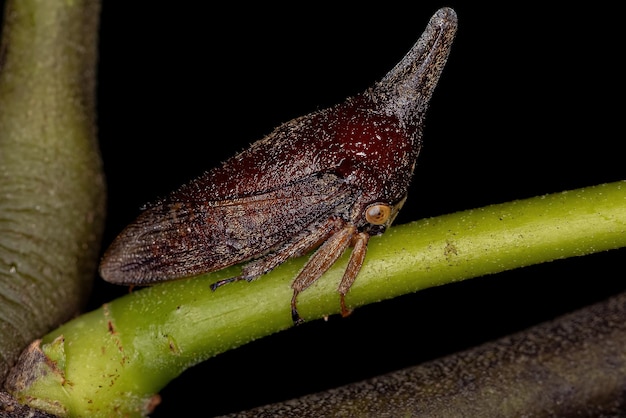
(209, 217), (343, 290)
(290, 224), (359, 324)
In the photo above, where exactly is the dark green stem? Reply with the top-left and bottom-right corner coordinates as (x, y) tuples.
(224, 287), (626, 417)
(0, 0), (104, 383)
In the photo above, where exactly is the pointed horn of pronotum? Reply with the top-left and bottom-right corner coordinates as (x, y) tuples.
(370, 7), (458, 124)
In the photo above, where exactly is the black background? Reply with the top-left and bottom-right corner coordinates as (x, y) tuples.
(5, 1), (626, 416)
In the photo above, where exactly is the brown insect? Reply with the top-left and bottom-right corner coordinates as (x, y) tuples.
(99, 8), (457, 324)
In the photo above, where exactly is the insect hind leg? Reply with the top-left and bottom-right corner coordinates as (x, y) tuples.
(209, 276), (247, 291)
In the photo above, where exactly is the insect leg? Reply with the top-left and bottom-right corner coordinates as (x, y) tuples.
(337, 232), (369, 317)
(210, 217), (343, 291)
(291, 224), (357, 324)
(209, 276), (244, 290)
(240, 217), (344, 280)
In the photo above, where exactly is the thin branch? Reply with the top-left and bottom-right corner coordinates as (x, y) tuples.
(6, 180), (626, 417)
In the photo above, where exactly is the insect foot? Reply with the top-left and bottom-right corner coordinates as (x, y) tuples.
(99, 8), (457, 325)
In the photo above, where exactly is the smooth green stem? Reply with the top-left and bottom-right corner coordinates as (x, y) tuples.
(6, 181), (626, 417)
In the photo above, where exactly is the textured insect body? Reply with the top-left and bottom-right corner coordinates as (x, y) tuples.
(99, 8), (458, 324)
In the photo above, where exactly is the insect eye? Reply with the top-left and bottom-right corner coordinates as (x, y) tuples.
(365, 203), (392, 225)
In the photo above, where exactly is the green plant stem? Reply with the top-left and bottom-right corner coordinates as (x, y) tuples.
(0, 0), (104, 383)
(5, 180), (626, 417)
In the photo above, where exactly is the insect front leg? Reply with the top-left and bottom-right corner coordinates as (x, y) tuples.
(337, 231), (369, 318)
(291, 224), (357, 324)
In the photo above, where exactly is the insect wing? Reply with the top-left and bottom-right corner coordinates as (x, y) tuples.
(99, 172), (355, 285)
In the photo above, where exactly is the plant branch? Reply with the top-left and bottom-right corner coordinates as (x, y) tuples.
(6, 180), (626, 417)
(0, 0), (104, 383)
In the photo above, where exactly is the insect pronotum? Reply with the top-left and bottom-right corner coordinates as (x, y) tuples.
(99, 8), (458, 324)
